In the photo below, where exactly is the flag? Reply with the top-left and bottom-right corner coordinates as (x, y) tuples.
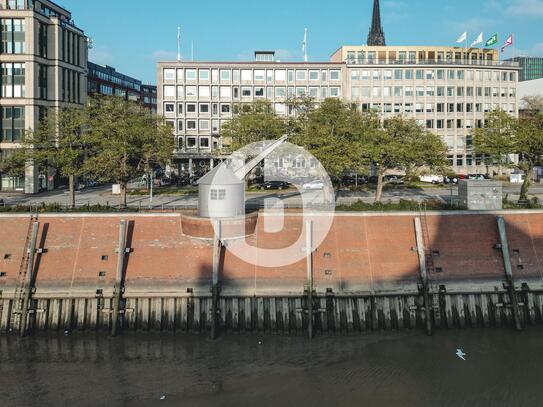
(471, 32), (483, 47)
(456, 32), (467, 43)
(501, 34), (513, 52)
(485, 33), (498, 47)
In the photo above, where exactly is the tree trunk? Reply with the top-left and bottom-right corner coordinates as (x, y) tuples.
(68, 175), (76, 209)
(519, 177), (530, 202)
(375, 168), (385, 203)
(120, 182), (127, 209)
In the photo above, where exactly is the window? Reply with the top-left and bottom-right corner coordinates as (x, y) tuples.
(177, 69), (184, 82)
(186, 136), (197, 147)
(361, 70), (370, 80)
(405, 70), (413, 80)
(275, 87), (286, 98)
(296, 70), (307, 81)
(221, 104), (230, 114)
(241, 70), (252, 81)
(220, 86), (231, 98)
(199, 120), (209, 131)
(186, 120), (196, 130)
(200, 137), (210, 148)
(164, 103), (175, 113)
(330, 70), (340, 81)
(199, 104), (209, 113)
(177, 86), (184, 99)
(1, 63), (25, 97)
(186, 103), (196, 113)
(177, 120), (183, 131)
(163, 85), (175, 98)
(254, 70), (265, 81)
(163, 68), (175, 81)
(185, 86), (197, 97)
(0, 19), (26, 54)
(1, 106), (25, 142)
(255, 87), (265, 97)
(373, 70), (381, 80)
(309, 87), (319, 98)
(233, 69), (240, 82)
(275, 70), (286, 81)
(177, 104), (183, 114)
(241, 87), (252, 97)
(416, 70), (423, 80)
(210, 189), (226, 200)
(267, 70), (273, 83)
(394, 70), (402, 80)
(383, 87), (391, 97)
(309, 70), (319, 80)
(296, 87), (306, 97)
(394, 86), (402, 97)
(383, 70), (392, 80)
(330, 88), (340, 97)
(199, 69), (210, 81)
(211, 69), (218, 83)
(185, 69), (197, 80)
(426, 70), (435, 80)
(199, 86), (210, 98)
(7, 0), (25, 9)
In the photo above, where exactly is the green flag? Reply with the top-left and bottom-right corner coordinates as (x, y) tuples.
(485, 34), (498, 47)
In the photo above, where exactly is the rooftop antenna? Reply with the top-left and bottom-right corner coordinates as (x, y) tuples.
(177, 26), (181, 61)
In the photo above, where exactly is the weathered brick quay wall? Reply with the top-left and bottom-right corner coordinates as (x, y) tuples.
(0, 210), (542, 336)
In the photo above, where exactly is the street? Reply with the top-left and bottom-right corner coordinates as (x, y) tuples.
(1, 182), (542, 209)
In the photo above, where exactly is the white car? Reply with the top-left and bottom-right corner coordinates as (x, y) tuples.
(419, 175), (444, 184)
(302, 180), (325, 190)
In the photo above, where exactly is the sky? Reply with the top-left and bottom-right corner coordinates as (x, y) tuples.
(60, 0), (543, 84)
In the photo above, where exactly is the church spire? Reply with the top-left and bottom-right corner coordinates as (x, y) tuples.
(367, 0), (386, 46)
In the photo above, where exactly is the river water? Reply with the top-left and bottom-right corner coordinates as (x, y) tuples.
(1, 328), (542, 407)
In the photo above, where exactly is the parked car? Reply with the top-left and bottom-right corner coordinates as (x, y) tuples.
(302, 180), (325, 190)
(467, 174), (486, 180)
(385, 175), (404, 185)
(419, 174), (444, 184)
(259, 181), (290, 190)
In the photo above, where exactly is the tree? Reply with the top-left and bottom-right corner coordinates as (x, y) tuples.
(516, 112), (543, 201)
(522, 95), (543, 113)
(363, 116), (448, 202)
(83, 96), (175, 208)
(11, 107), (87, 208)
(220, 100), (286, 151)
(472, 110), (517, 176)
(291, 98), (375, 179)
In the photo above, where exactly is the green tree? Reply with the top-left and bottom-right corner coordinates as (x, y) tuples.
(363, 116), (448, 202)
(221, 100), (286, 151)
(516, 112), (543, 201)
(291, 98), (375, 179)
(12, 107), (87, 207)
(472, 110), (517, 176)
(83, 96), (175, 207)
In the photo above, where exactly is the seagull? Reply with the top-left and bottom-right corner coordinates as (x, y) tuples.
(456, 349), (466, 361)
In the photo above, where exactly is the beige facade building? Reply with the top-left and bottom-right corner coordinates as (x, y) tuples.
(158, 45), (520, 176)
(0, 0), (87, 193)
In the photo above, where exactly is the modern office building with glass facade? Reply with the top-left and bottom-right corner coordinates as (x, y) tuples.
(158, 45), (520, 175)
(0, 0), (87, 192)
(506, 56), (543, 82)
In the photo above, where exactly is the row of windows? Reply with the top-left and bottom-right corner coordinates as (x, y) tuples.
(350, 86), (516, 98)
(355, 102), (515, 115)
(61, 28), (84, 68)
(346, 50), (494, 64)
(163, 68), (342, 83)
(164, 85), (341, 100)
(89, 68), (142, 91)
(61, 68), (82, 104)
(0, 106), (25, 142)
(350, 69), (516, 82)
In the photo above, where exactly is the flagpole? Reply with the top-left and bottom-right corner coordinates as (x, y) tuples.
(177, 26), (181, 62)
(191, 40), (194, 62)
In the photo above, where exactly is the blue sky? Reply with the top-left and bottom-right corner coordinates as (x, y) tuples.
(61, 0), (543, 84)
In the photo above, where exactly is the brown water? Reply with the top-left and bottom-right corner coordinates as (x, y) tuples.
(1, 328), (542, 407)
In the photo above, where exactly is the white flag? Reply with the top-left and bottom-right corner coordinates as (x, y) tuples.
(456, 32), (467, 43)
(302, 28), (308, 62)
(471, 32), (483, 47)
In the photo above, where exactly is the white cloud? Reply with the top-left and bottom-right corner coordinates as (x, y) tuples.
(88, 45), (113, 65)
(505, 0), (543, 17)
(151, 50), (179, 61)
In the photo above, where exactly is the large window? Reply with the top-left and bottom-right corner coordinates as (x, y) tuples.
(1, 62), (25, 97)
(1, 106), (25, 142)
(1, 19), (26, 54)
(7, 0), (25, 10)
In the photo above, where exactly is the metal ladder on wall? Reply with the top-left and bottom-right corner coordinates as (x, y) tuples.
(418, 203), (441, 326)
(12, 214), (39, 331)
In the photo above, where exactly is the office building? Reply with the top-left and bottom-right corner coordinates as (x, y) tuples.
(140, 83), (157, 114)
(506, 56), (543, 82)
(0, 0), (87, 193)
(157, 2), (520, 175)
(87, 62), (141, 102)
